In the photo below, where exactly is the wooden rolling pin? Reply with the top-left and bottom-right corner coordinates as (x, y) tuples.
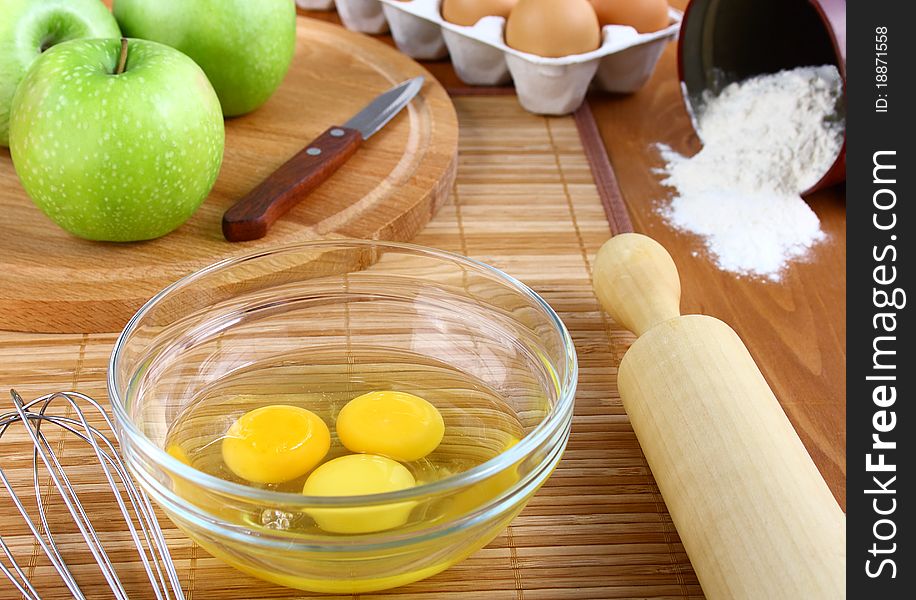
(593, 233), (845, 599)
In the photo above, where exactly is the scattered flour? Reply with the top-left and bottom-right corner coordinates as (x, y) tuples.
(658, 65), (845, 281)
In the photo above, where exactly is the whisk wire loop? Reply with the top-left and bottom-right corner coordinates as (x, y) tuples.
(0, 390), (185, 599)
(19, 397), (125, 598)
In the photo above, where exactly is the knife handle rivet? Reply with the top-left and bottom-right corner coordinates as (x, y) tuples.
(330, 128), (345, 137)
(306, 147), (322, 156)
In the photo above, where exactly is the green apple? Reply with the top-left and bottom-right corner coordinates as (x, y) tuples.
(9, 38), (224, 241)
(113, 0), (296, 117)
(0, 0), (120, 146)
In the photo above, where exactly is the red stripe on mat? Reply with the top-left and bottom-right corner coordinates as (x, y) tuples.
(572, 103), (634, 235)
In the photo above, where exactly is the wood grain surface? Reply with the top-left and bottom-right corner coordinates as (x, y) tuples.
(586, 13), (848, 509)
(0, 16), (458, 334)
(0, 95), (702, 600)
(302, 0), (848, 511)
(594, 234), (844, 599)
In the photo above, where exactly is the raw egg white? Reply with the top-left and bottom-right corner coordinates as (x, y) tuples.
(589, 0), (670, 32)
(506, 0), (601, 58)
(302, 454), (417, 534)
(336, 390), (444, 462)
(168, 444), (238, 520)
(221, 405), (330, 484)
(442, 0), (518, 26)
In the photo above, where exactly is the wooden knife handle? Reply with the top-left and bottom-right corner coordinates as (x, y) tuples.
(222, 126), (362, 242)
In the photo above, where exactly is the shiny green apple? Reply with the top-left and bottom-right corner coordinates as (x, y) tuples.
(113, 0), (296, 116)
(0, 0), (120, 146)
(9, 38), (224, 241)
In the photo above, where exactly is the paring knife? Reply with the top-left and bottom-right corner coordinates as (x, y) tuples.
(222, 76), (425, 242)
(593, 233), (845, 599)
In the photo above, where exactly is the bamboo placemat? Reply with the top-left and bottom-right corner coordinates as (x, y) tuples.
(0, 95), (701, 599)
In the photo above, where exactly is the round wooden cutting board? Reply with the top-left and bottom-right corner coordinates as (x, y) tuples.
(0, 17), (457, 334)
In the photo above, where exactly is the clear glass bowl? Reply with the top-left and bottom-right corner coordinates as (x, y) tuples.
(108, 240), (577, 593)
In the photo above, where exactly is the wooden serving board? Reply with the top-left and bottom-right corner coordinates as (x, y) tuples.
(0, 16), (458, 334)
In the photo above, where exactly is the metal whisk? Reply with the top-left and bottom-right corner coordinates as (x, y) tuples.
(0, 390), (185, 599)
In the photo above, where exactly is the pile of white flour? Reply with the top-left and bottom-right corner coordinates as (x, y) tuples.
(657, 65), (845, 281)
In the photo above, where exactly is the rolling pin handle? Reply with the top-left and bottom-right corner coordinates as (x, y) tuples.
(593, 233), (682, 336)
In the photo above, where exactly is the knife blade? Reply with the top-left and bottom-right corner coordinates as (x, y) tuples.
(345, 76), (424, 139)
(222, 76), (425, 242)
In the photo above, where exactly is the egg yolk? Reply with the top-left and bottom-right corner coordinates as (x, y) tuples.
(302, 454), (417, 534)
(166, 444), (192, 466)
(336, 391), (444, 462)
(168, 443), (241, 520)
(221, 405), (330, 484)
(443, 436), (521, 519)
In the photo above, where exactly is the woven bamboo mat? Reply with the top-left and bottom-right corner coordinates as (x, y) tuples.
(0, 95), (701, 599)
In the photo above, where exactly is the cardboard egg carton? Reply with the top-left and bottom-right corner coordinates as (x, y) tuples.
(334, 0), (681, 115)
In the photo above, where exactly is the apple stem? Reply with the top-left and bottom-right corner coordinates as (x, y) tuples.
(115, 38), (129, 75)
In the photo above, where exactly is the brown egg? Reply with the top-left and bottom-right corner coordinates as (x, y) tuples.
(589, 0), (670, 33)
(442, 0), (519, 27)
(505, 0), (601, 58)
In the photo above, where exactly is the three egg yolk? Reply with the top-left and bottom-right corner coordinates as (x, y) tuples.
(218, 391), (444, 532)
